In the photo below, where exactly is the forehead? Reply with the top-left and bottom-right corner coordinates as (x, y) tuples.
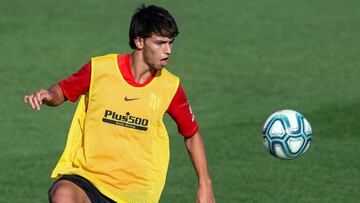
(148, 34), (173, 41)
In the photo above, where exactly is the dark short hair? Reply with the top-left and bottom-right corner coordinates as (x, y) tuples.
(129, 5), (179, 49)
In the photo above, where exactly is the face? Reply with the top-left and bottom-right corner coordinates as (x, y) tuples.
(137, 34), (175, 70)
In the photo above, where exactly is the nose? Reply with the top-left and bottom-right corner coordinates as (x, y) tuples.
(164, 43), (172, 55)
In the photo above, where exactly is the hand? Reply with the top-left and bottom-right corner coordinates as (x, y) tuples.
(196, 181), (216, 203)
(24, 89), (53, 110)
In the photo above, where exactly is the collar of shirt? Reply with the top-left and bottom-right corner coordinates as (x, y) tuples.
(118, 54), (158, 87)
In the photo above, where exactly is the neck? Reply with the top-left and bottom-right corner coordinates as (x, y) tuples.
(130, 51), (154, 84)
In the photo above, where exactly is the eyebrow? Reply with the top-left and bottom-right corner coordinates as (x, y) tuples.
(155, 39), (175, 43)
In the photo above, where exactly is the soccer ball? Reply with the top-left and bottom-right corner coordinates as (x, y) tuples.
(262, 110), (312, 159)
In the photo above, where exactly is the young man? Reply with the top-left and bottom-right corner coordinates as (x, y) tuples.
(24, 5), (215, 203)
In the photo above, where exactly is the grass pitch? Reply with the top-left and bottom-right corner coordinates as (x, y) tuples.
(1, 0), (360, 202)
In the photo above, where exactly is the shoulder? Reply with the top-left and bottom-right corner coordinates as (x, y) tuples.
(159, 68), (180, 83)
(91, 53), (118, 62)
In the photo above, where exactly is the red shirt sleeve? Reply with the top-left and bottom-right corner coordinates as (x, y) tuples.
(167, 84), (199, 137)
(58, 61), (91, 102)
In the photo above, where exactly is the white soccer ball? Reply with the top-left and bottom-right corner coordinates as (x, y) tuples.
(262, 110), (312, 159)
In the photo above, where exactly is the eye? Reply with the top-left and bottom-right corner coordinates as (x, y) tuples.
(155, 41), (165, 45)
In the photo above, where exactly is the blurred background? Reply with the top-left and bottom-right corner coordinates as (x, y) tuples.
(1, 0), (360, 202)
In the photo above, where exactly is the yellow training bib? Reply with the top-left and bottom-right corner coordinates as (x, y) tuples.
(51, 54), (179, 203)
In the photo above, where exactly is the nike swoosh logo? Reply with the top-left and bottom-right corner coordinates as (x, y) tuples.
(124, 96), (140, 102)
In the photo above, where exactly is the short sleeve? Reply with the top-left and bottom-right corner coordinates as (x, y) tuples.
(167, 84), (198, 137)
(58, 61), (91, 102)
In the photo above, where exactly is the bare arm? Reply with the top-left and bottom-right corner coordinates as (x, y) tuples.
(24, 84), (65, 110)
(185, 132), (216, 203)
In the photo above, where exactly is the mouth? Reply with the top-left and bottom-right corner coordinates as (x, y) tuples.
(160, 57), (169, 66)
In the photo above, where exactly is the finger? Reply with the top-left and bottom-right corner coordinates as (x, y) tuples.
(32, 95), (41, 110)
(24, 95), (29, 103)
(35, 92), (43, 105)
(28, 95), (36, 109)
(35, 96), (42, 110)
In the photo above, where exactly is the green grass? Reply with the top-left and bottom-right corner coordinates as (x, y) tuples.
(1, 0), (360, 202)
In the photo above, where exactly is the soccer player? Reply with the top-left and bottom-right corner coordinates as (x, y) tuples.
(24, 5), (215, 203)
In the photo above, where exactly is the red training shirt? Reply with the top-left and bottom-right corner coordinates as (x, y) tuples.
(58, 54), (198, 137)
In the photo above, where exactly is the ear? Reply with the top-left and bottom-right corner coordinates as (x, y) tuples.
(134, 37), (144, 50)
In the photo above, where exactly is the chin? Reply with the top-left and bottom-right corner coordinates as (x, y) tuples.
(155, 65), (165, 69)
